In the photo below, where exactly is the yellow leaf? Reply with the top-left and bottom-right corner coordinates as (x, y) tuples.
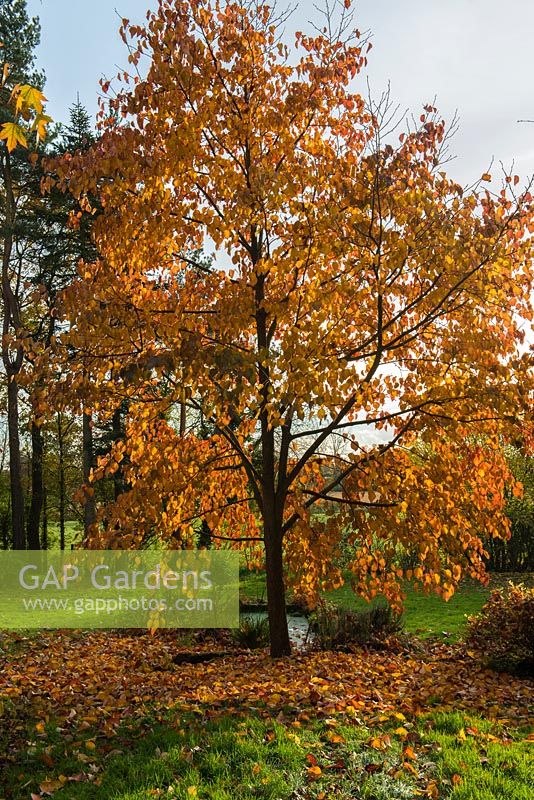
(15, 83), (46, 114)
(369, 735), (390, 750)
(0, 121), (27, 151)
(33, 112), (53, 141)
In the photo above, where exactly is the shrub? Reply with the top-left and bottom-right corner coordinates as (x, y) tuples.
(466, 583), (534, 677)
(486, 448), (534, 572)
(310, 601), (402, 650)
(485, 519), (534, 572)
(232, 614), (270, 649)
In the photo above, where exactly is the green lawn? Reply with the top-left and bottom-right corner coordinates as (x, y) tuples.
(44, 520), (83, 550)
(424, 713), (534, 800)
(325, 581), (490, 639)
(2, 707), (532, 800)
(240, 572), (517, 639)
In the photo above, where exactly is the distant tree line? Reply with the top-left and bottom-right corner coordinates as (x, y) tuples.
(0, 0), (127, 549)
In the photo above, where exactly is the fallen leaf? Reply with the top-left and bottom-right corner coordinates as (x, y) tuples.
(39, 779), (64, 795)
(307, 765), (322, 779)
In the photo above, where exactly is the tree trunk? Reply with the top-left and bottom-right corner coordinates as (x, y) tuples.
(253, 260), (291, 657)
(198, 519), (212, 549)
(264, 507), (291, 658)
(41, 487), (48, 550)
(7, 378), (25, 549)
(2, 149), (25, 550)
(112, 406), (124, 501)
(27, 421), (43, 549)
(1, 508), (9, 550)
(57, 413), (66, 550)
(82, 411), (96, 533)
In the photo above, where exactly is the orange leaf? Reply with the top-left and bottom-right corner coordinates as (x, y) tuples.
(307, 765), (322, 779)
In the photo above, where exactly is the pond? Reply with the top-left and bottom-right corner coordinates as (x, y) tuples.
(241, 610), (312, 649)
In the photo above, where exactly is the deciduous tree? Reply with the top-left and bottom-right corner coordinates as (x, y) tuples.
(49, 0), (533, 655)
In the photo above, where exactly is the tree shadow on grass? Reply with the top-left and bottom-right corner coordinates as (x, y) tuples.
(2, 706), (308, 800)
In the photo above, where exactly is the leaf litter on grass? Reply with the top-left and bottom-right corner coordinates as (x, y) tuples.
(0, 630), (532, 798)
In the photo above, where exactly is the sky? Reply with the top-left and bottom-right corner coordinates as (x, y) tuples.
(26, 0), (534, 187)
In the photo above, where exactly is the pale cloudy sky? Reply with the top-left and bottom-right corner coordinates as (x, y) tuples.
(27, 0), (534, 185)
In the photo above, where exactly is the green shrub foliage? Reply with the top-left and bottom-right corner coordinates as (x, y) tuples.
(311, 601), (403, 650)
(232, 614), (270, 649)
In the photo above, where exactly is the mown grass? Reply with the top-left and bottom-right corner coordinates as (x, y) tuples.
(240, 571), (500, 639)
(424, 712), (534, 800)
(325, 580), (490, 639)
(2, 707), (532, 800)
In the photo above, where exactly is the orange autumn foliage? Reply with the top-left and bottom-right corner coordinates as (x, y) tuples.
(43, 0), (533, 655)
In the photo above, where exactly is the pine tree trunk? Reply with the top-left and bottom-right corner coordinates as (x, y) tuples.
(57, 413), (66, 550)
(2, 149), (25, 550)
(7, 378), (25, 549)
(27, 421), (43, 549)
(82, 411), (96, 533)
